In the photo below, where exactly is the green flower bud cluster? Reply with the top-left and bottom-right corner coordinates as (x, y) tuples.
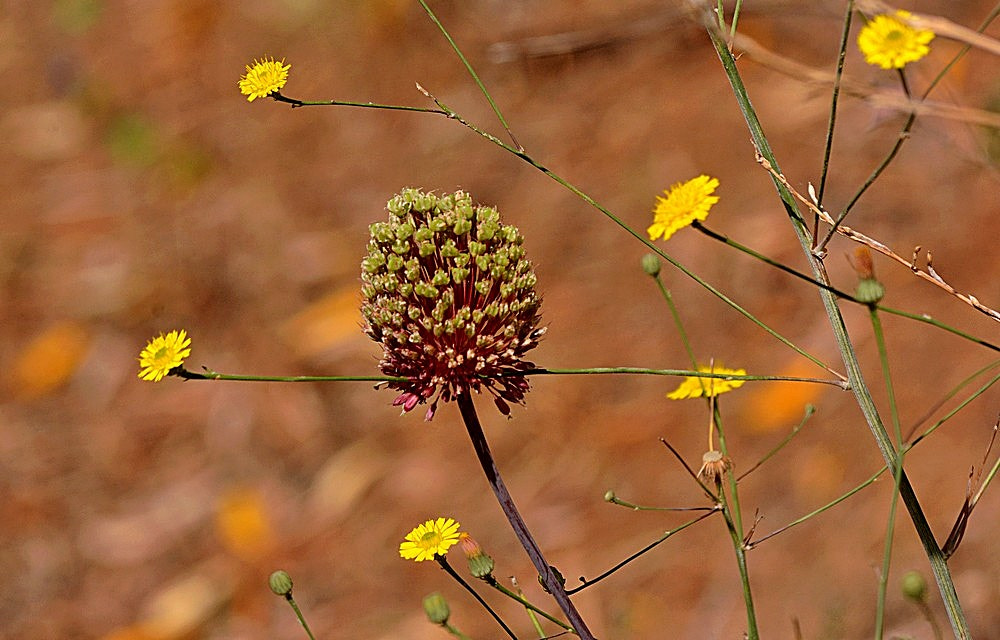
(361, 188), (544, 420)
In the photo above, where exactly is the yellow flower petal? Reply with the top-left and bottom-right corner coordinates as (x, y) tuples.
(857, 11), (934, 70)
(399, 517), (461, 562)
(648, 175), (720, 242)
(667, 365), (746, 400)
(137, 329), (192, 382)
(238, 57), (290, 102)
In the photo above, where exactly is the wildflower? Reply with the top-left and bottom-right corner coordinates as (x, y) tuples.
(647, 175), (720, 242)
(238, 57), (290, 102)
(667, 365), (746, 400)
(857, 10), (934, 70)
(137, 329), (191, 382)
(399, 517), (462, 562)
(361, 188), (544, 420)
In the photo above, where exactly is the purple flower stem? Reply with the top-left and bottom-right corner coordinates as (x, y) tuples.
(457, 392), (596, 640)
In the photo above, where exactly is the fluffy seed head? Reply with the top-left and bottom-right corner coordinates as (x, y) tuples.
(361, 188), (544, 420)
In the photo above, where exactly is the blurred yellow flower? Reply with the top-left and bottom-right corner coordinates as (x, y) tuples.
(399, 517), (461, 562)
(648, 175), (720, 242)
(239, 57), (290, 102)
(857, 11), (934, 69)
(216, 487), (275, 560)
(12, 321), (90, 399)
(137, 329), (191, 382)
(667, 365), (746, 400)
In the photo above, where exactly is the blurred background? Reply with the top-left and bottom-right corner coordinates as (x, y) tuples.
(3, 1), (999, 638)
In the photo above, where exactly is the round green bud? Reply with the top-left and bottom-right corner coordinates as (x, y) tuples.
(604, 489), (616, 502)
(855, 278), (885, 305)
(268, 570), (293, 596)
(901, 570), (927, 602)
(422, 592), (451, 625)
(641, 253), (661, 277)
(468, 552), (496, 579)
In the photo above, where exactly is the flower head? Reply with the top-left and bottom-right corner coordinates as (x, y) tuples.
(361, 188), (544, 420)
(648, 175), (720, 242)
(137, 329), (191, 382)
(857, 11), (934, 70)
(399, 517), (462, 562)
(238, 57), (290, 102)
(667, 365), (746, 400)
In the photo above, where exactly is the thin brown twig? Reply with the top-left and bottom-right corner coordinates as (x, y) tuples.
(756, 153), (1000, 323)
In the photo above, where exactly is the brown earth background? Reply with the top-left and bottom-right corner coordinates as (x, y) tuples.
(3, 1), (1000, 638)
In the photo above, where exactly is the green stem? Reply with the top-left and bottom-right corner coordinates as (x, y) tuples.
(877, 306), (1000, 353)
(815, 0), (854, 210)
(488, 579), (573, 632)
(174, 367), (403, 383)
(700, 14), (970, 638)
(416, 0), (522, 151)
(870, 306), (905, 640)
(443, 623), (474, 640)
(604, 493), (716, 512)
(713, 406), (759, 639)
(282, 593), (318, 640)
(737, 405), (816, 481)
(653, 274), (699, 369)
(717, 480), (759, 640)
(525, 367), (846, 388)
(749, 465), (888, 547)
(566, 511), (717, 594)
(438, 557), (518, 640)
(457, 393), (594, 639)
(271, 92), (445, 113)
(817, 70), (915, 253)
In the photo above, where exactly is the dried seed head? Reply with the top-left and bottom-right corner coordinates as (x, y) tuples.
(698, 450), (733, 485)
(361, 188), (543, 420)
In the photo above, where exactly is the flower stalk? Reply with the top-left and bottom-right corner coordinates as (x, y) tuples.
(700, 12), (970, 637)
(457, 392), (595, 640)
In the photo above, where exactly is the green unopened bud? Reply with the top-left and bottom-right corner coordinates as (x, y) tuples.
(268, 570), (293, 596)
(604, 489), (616, 502)
(851, 247), (883, 304)
(469, 553), (495, 579)
(641, 253), (661, 277)
(457, 533), (495, 579)
(901, 570), (927, 602)
(855, 278), (885, 304)
(422, 592), (450, 625)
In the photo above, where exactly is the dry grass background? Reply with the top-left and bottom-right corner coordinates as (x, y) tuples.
(2, 1), (999, 638)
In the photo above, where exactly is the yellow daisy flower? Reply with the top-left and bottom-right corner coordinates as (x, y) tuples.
(647, 175), (720, 242)
(238, 57), (291, 102)
(137, 329), (192, 382)
(857, 10), (934, 70)
(399, 517), (461, 562)
(667, 365), (746, 400)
